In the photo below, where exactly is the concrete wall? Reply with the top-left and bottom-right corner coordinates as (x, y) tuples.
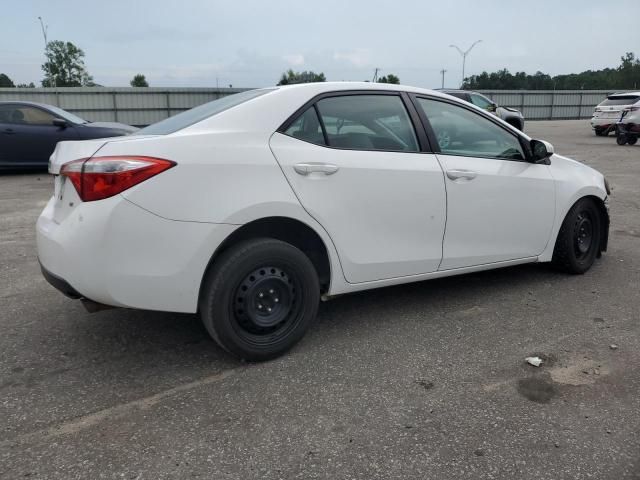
(0, 87), (632, 125)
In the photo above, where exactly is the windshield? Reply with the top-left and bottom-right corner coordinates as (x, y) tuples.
(46, 105), (88, 124)
(601, 95), (640, 106)
(137, 88), (275, 135)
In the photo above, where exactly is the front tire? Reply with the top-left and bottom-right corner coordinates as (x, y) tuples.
(617, 135), (628, 146)
(552, 198), (602, 274)
(199, 238), (320, 361)
(595, 128), (607, 137)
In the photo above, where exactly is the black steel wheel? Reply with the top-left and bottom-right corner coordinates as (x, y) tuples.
(199, 238), (319, 361)
(552, 198), (602, 274)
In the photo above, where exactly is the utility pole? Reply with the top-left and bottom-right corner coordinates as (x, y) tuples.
(38, 16), (55, 88)
(449, 40), (482, 88)
(372, 67), (380, 83)
(440, 69), (447, 88)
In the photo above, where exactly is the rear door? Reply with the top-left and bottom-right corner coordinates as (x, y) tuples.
(414, 96), (555, 270)
(270, 92), (447, 283)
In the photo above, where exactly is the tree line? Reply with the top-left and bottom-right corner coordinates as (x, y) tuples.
(0, 40), (149, 88)
(276, 70), (400, 85)
(463, 53), (640, 90)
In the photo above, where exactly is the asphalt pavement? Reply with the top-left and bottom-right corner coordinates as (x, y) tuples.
(1, 120), (639, 479)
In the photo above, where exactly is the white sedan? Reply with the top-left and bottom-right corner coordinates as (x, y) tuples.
(37, 82), (610, 361)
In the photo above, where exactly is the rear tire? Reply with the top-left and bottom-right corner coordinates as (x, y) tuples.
(552, 198), (602, 274)
(628, 136), (638, 145)
(199, 238), (319, 361)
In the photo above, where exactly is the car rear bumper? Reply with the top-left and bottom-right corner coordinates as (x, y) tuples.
(590, 118), (618, 129)
(36, 195), (238, 313)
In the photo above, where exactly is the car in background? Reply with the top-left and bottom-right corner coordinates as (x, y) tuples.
(591, 92), (640, 136)
(438, 89), (525, 130)
(615, 101), (640, 145)
(37, 83), (609, 361)
(0, 101), (138, 169)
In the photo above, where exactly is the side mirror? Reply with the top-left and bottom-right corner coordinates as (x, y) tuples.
(488, 103), (497, 112)
(52, 118), (67, 128)
(530, 139), (554, 164)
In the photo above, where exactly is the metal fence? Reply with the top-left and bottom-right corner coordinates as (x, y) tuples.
(0, 87), (249, 127)
(477, 90), (636, 120)
(0, 87), (634, 125)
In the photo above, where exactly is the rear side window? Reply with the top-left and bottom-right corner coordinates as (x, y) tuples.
(600, 95), (640, 106)
(316, 95), (419, 152)
(137, 88), (274, 135)
(284, 106), (326, 145)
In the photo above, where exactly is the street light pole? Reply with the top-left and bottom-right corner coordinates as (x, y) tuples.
(449, 40), (482, 88)
(38, 16), (55, 88)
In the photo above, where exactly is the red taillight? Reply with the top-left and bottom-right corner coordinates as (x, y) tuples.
(60, 156), (175, 202)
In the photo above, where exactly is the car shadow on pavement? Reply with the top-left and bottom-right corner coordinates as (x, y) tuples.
(71, 262), (564, 366)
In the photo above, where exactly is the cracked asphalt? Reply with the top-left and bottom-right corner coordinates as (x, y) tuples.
(1, 121), (639, 479)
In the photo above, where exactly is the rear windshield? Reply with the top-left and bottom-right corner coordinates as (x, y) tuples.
(137, 88), (275, 135)
(600, 95), (640, 106)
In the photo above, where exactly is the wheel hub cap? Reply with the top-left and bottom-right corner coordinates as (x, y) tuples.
(575, 213), (593, 256)
(234, 267), (296, 330)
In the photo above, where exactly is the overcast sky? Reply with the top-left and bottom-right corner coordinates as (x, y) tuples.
(2, 0), (638, 89)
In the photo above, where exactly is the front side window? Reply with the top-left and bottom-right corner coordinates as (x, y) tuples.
(469, 93), (494, 110)
(0, 105), (54, 125)
(316, 95), (419, 152)
(417, 97), (524, 160)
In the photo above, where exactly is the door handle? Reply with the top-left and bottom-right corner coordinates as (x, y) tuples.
(294, 162), (339, 176)
(446, 169), (477, 181)
(2, 128), (15, 135)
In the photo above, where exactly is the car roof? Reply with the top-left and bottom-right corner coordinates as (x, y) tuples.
(272, 81), (457, 99)
(607, 91), (640, 97)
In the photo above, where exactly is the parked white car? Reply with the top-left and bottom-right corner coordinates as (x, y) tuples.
(37, 82), (610, 360)
(591, 92), (640, 136)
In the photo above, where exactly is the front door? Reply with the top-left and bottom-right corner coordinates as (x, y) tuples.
(414, 96), (555, 270)
(270, 93), (447, 283)
(0, 104), (77, 167)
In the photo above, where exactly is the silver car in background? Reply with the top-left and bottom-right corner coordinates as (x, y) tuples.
(439, 89), (525, 130)
(591, 91), (640, 136)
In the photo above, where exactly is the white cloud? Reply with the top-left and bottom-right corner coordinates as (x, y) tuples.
(333, 49), (372, 68)
(282, 54), (305, 66)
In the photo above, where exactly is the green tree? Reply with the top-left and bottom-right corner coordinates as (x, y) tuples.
(16, 82), (36, 88)
(130, 74), (149, 87)
(0, 73), (15, 87)
(463, 53), (639, 90)
(41, 40), (94, 87)
(277, 70), (326, 85)
(378, 74), (400, 84)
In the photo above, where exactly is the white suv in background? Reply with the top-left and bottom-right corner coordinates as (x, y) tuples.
(591, 92), (640, 136)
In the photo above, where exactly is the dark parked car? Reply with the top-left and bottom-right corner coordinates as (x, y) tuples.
(438, 89), (525, 131)
(0, 101), (138, 169)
